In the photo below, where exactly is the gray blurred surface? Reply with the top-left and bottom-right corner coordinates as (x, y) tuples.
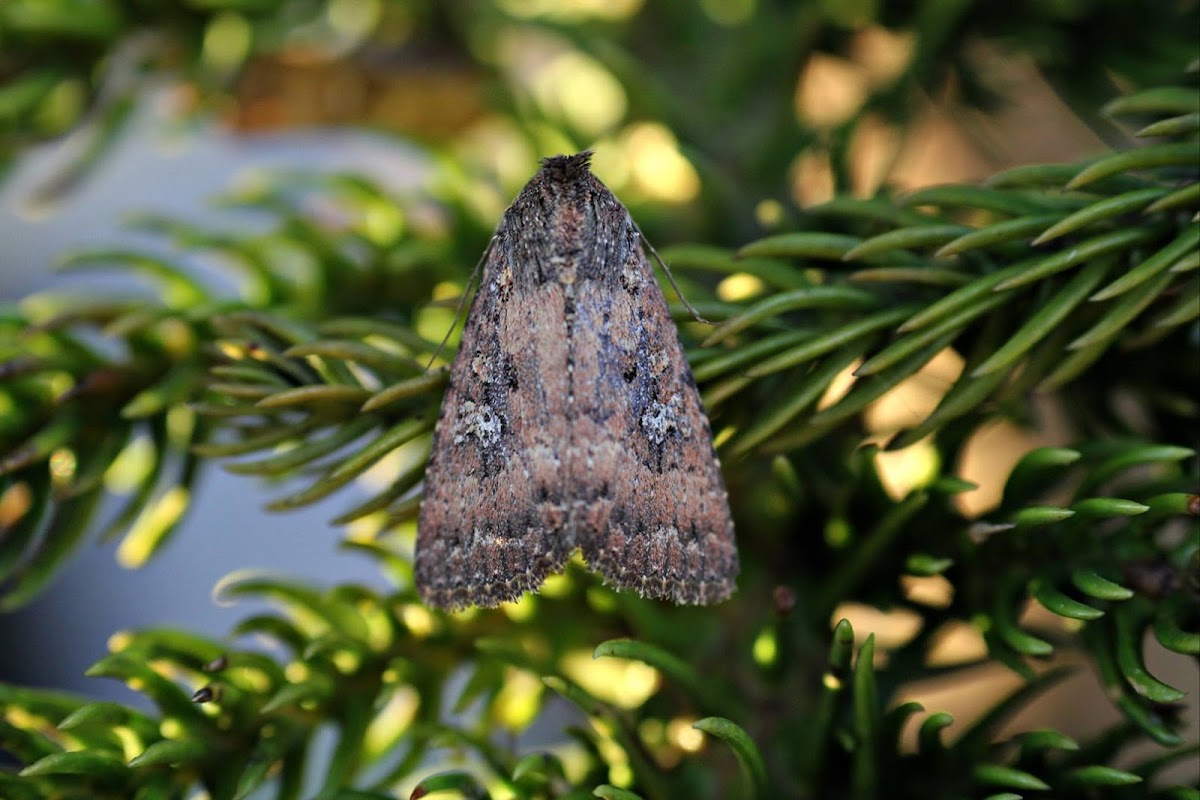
(0, 100), (425, 703)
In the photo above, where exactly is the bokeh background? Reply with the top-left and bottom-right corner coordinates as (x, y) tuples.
(1, 1), (1197, 796)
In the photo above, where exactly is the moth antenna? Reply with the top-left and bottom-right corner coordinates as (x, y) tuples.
(427, 235), (496, 369)
(638, 226), (712, 325)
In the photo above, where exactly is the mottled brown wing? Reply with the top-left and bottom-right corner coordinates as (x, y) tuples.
(415, 227), (579, 609)
(565, 190), (738, 605)
(416, 153), (737, 609)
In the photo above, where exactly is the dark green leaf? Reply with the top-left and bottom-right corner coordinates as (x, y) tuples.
(692, 717), (767, 800)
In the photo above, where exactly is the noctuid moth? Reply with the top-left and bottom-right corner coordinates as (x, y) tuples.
(416, 152), (738, 609)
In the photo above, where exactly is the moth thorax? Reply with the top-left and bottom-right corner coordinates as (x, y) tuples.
(549, 254), (577, 287)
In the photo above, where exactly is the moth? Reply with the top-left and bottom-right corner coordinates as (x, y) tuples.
(416, 152), (738, 609)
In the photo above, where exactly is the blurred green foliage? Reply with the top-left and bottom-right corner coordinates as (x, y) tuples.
(1, 2), (1198, 798)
